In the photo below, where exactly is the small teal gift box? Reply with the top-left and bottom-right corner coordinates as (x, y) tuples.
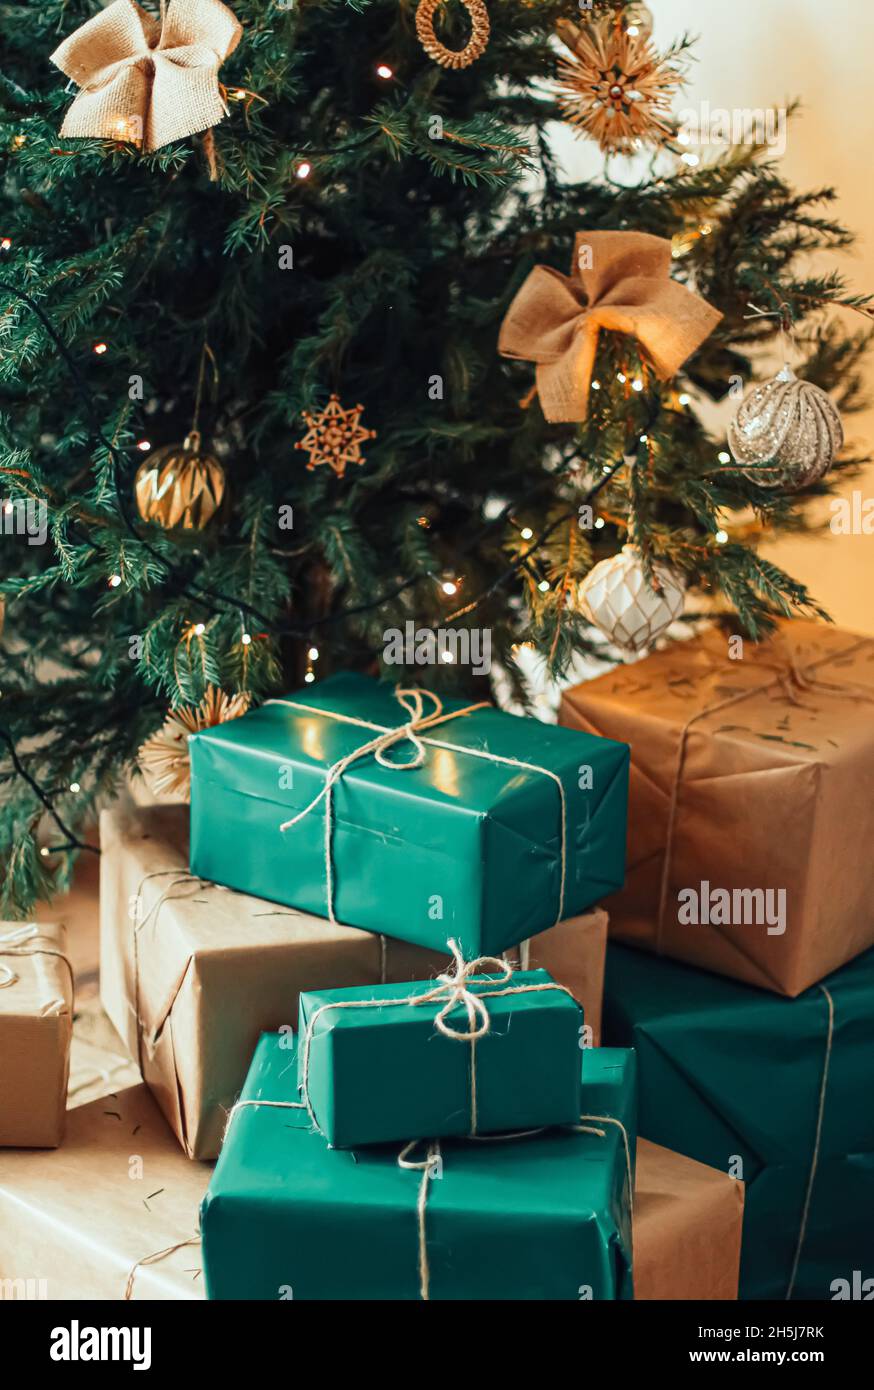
(189, 673), (630, 958)
(201, 1034), (636, 1300)
(297, 948), (583, 1147)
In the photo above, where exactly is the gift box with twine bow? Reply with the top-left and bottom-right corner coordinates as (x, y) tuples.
(297, 952), (583, 1149)
(604, 941), (874, 1301)
(189, 672), (630, 959)
(201, 1034), (636, 1301)
(0, 921), (73, 1148)
(561, 619), (874, 996)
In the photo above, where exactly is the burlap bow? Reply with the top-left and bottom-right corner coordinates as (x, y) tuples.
(498, 231), (722, 422)
(51, 0), (242, 153)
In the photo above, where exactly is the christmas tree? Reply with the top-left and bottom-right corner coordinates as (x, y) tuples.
(0, 0), (870, 913)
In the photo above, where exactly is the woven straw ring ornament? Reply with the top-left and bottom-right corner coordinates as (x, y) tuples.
(415, 0), (491, 70)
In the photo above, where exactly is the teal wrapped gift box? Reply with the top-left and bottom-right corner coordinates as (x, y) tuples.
(201, 1035), (636, 1300)
(603, 943), (874, 1301)
(297, 966), (583, 1147)
(189, 673), (630, 957)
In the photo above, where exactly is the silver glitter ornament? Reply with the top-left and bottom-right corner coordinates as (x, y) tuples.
(727, 365), (843, 491)
(578, 544), (685, 656)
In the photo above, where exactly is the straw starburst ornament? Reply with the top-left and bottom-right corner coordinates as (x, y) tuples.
(555, 15), (687, 156)
(138, 686), (251, 800)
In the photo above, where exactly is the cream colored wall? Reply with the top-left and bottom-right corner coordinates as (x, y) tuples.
(555, 0), (874, 634)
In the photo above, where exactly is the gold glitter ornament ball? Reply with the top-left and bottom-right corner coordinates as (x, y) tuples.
(578, 544), (685, 656)
(727, 366), (844, 491)
(135, 431), (226, 529)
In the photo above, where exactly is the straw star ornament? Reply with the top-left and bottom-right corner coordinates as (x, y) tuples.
(50, 0), (242, 153)
(555, 15), (684, 155)
(296, 395), (377, 478)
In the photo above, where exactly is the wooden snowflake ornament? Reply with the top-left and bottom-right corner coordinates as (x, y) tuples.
(296, 395), (377, 478)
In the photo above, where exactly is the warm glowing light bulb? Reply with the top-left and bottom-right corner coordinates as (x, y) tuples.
(376, 64), (393, 80)
(0, 237), (11, 252)
(308, 646), (319, 661)
(626, 23), (640, 36)
(715, 529), (729, 544)
(109, 574), (122, 588)
(296, 161), (312, 179)
(616, 372), (627, 384)
(591, 380), (601, 391)
(40, 846), (50, 857)
(520, 527), (534, 541)
(718, 450), (731, 464)
(69, 782), (81, 793)
(538, 580), (550, 593)
(639, 434), (648, 444)
(241, 632), (252, 646)
(678, 393), (691, 406)
(632, 378), (644, 392)
(137, 440), (151, 452)
(594, 518), (605, 530)
(93, 342), (108, 355)
(681, 152), (700, 167)
(441, 579), (458, 596)
(304, 670), (315, 684)
(194, 622), (206, 636)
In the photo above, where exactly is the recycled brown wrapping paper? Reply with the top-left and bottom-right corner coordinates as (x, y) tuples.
(560, 619), (874, 996)
(0, 921), (73, 1148)
(0, 1084), (209, 1300)
(634, 1140), (745, 1300)
(101, 804), (609, 1159)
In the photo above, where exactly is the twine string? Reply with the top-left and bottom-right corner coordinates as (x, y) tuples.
(124, 1234), (200, 1301)
(0, 922), (74, 996)
(785, 984), (835, 1301)
(270, 687), (569, 929)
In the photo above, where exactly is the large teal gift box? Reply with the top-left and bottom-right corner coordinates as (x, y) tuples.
(297, 966), (583, 1147)
(189, 673), (630, 957)
(201, 1034), (636, 1300)
(603, 943), (874, 1301)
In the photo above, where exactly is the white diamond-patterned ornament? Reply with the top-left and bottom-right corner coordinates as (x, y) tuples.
(727, 365), (843, 491)
(578, 544), (685, 656)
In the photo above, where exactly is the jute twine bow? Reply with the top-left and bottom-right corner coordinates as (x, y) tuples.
(498, 230), (722, 423)
(291, 938), (576, 1136)
(654, 635), (874, 952)
(0, 922), (74, 1000)
(50, 0), (242, 154)
(270, 686), (569, 930)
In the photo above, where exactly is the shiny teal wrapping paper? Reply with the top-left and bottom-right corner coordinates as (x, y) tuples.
(603, 943), (874, 1301)
(297, 969), (583, 1147)
(201, 1036), (636, 1300)
(188, 672), (630, 957)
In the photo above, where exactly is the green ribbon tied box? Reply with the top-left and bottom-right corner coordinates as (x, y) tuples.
(201, 1036), (636, 1301)
(297, 963), (583, 1147)
(603, 943), (874, 1301)
(189, 673), (630, 958)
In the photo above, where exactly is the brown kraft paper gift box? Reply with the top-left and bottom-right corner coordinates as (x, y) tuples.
(0, 921), (73, 1148)
(634, 1140), (745, 1300)
(100, 804), (609, 1159)
(560, 619), (874, 996)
